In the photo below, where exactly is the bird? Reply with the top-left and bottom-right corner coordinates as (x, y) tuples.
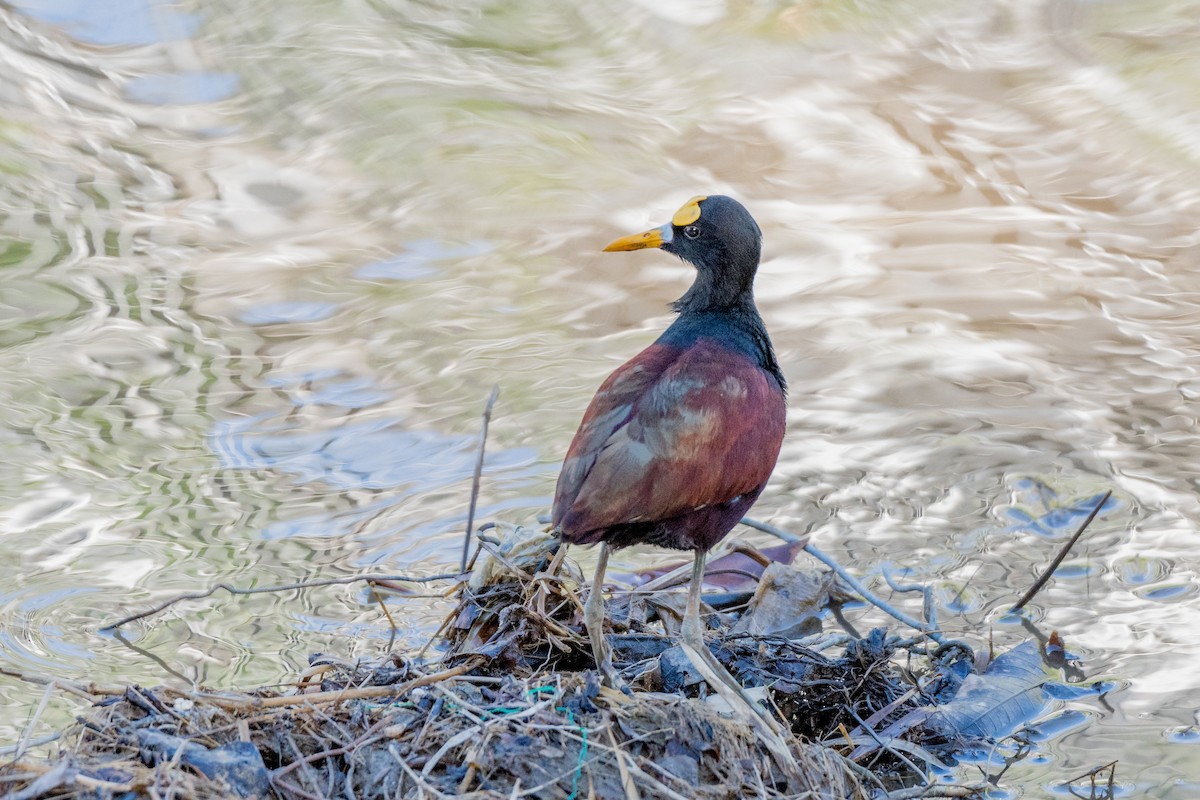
(551, 194), (789, 742)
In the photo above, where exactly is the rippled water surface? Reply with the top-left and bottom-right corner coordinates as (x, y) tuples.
(2, 0), (1200, 794)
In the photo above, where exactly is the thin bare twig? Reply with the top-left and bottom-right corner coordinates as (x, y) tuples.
(883, 568), (937, 631)
(0, 733), (60, 757)
(369, 582), (399, 652)
(844, 706), (926, 779)
(1010, 490), (1112, 613)
(421, 726), (479, 778)
(1061, 759), (1118, 792)
(112, 629), (194, 686)
(605, 727), (641, 800)
(194, 661), (480, 712)
(12, 681), (55, 762)
(461, 384), (500, 573)
(0, 667), (124, 699)
(100, 572), (460, 631)
(393, 748), (452, 799)
(882, 786), (979, 799)
(3, 759), (136, 794)
(271, 776), (325, 800)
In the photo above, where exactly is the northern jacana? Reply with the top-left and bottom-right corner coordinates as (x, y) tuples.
(552, 195), (789, 742)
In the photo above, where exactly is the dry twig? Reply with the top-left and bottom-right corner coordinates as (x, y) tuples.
(461, 384), (500, 573)
(1010, 490), (1112, 612)
(100, 572), (460, 631)
(194, 661), (480, 712)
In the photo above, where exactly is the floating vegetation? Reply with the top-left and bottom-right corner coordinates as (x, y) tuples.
(0, 516), (1113, 800)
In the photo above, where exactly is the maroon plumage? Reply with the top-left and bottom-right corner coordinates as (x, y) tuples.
(552, 195), (786, 555)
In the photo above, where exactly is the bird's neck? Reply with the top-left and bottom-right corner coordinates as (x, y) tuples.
(658, 302), (787, 395)
(670, 268), (753, 315)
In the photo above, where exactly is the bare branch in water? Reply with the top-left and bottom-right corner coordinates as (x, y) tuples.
(461, 384), (500, 573)
(99, 572), (460, 631)
(1010, 490), (1112, 613)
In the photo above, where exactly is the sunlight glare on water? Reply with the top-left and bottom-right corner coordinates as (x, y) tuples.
(1, 0), (1200, 795)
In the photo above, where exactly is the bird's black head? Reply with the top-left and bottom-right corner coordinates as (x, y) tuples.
(603, 195), (763, 312)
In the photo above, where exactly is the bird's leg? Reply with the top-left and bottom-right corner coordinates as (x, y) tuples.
(679, 549), (795, 759)
(583, 542), (620, 687)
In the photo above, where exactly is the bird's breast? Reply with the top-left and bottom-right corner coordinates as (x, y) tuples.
(552, 336), (785, 541)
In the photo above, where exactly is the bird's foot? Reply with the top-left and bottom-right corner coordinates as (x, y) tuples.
(587, 631), (627, 692)
(599, 664), (621, 688)
(596, 654), (630, 695)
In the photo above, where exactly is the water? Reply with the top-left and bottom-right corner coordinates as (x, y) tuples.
(2, 0), (1199, 794)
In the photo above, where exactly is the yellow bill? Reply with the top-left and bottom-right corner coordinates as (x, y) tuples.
(603, 224), (670, 252)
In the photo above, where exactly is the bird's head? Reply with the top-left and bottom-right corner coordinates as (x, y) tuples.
(603, 195), (763, 312)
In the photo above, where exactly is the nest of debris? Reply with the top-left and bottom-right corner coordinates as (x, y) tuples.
(2, 523), (1072, 800)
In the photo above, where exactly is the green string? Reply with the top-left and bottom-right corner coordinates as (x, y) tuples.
(488, 685), (557, 715)
(556, 706), (588, 800)
(465, 684), (588, 795)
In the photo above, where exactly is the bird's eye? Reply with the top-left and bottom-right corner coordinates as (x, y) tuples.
(684, 225), (700, 239)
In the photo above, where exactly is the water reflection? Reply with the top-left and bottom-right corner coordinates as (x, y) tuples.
(12, 0), (200, 46)
(209, 408), (537, 545)
(356, 240), (491, 281)
(1, 0), (1200, 796)
(126, 72), (240, 106)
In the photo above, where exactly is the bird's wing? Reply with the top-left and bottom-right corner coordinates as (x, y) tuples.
(552, 343), (679, 528)
(553, 338), (785, 537)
